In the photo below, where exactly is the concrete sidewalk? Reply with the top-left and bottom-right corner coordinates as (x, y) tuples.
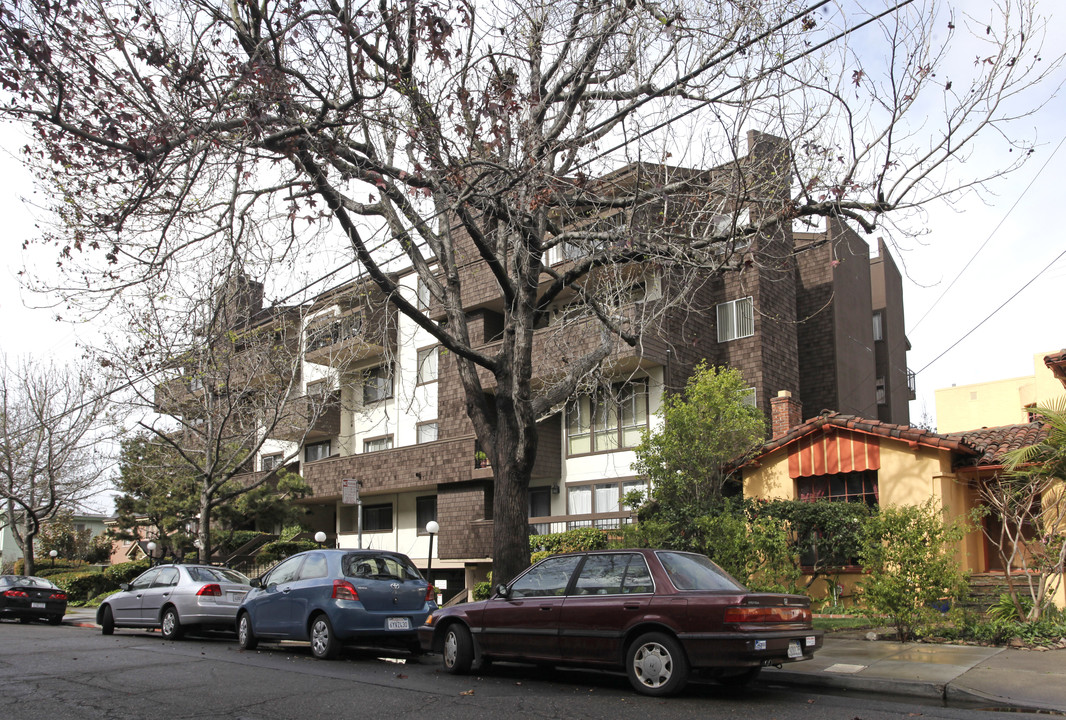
(764, 635), (1066, 712)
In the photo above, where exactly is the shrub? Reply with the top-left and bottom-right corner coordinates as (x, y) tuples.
(256, 540), (319, 566)
(50, 569), (111, 603)
(102, 559), (150, 586)
(857, 500), (970, 642)
(529, 527), (609, 555)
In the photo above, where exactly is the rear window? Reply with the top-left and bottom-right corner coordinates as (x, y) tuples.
(187, 566), (250, 584)
(657, 551), (746, 592)
(342, 553), (421, 581)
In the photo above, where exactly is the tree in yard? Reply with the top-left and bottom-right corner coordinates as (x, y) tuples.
(0, 356), (111, 576)
(107, 268), (327, 563)
(1, 0), (1061, 582)
(857, 500), (971, 642)
(980, 398), (1066, 621)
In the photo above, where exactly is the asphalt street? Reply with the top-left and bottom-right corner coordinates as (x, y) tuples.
(0, 618), (1043, 720)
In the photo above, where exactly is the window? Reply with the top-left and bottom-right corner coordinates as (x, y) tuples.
(261, 454), (282, 472)
(363, 436), (394, 453)
(529, 485), (552, 534)
(566, 479), (647, 529)
(566, 379), (648, 455)
(304, 441), (331, 462)
(417, 421), (439, 444)
(741, 386), (757, 407)
(417, 346), (438, 384)
(872, 311), (884, 342)
(152, 567), (179, 587)
(572, 553), (653, 596)
(509, 555), (582, 599)
(716, 297), (754, 342)
(363, 503), (393, 532)
(1026, 403), (1039, 423)
(265, 555), (303, 585)
(797, 470), (878, 506)
(306, 379), (328, 397)
(363, 365), (393, 404)
(875, 377), (886, 405)
(299, 553), (329, 580)
(416, 277), (431, 311)
(416, 496), (437, 534)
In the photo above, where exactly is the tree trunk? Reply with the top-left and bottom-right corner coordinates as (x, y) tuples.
(22, 526), (36, 576)
(198, 494), (212, 565)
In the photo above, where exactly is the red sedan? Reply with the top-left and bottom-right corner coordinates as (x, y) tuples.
(418, 549), (822, 696)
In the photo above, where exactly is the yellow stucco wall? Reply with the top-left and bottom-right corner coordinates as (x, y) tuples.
(935, 351), (1064, 433)
(743, 436), (984, 606)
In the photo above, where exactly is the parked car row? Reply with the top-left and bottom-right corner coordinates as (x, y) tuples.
(74, 547), (822, 697)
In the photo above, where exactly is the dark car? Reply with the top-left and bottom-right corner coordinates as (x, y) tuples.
(97, 564), (251, 639)
(0, 574), (67, 624)
(419, 549), (823, 696)
(237, 549), (436, 659)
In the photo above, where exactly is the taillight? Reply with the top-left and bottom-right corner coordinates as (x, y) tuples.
(49, 592), (67, 601)
(332, 579), (359, 601)
(3, 589), (27, 598)
(425, 584), (435, 602)
(723, 606), (811, 624)
(196, 584), (222, 597)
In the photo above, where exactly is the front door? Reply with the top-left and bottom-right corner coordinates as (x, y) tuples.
(111, 568), (159, 624)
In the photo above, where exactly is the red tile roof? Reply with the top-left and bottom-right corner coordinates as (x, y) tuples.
(742, 411), (1047, 471)
(1046, 349), (1066, 387)
(947, 422), (1050, 467)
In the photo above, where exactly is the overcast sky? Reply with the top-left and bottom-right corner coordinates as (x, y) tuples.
(0, 0), (1063, 435)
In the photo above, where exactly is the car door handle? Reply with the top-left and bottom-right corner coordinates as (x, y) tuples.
(623, 605), (640, 611)
(539, 606), (553, 611)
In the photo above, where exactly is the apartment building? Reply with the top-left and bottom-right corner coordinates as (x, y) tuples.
(211, 135), (913, 598)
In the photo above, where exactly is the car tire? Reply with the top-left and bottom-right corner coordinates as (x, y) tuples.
(310, 614), (340, 660)
(716, 666), (761, 687)
(626, 632), (689, 697)
(161, 607), (183, 641)
(442, 623), (474, 675)
(237, 612), (258, 651)
(48, 615), (63, 626)
(100, 605), (115, 636)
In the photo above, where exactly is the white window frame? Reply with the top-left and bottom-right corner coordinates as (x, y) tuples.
(416, 346), (438, 385)
(363, 435), (394, 453)
(872, 311), (884, 342)
(716, 297), (754, 342)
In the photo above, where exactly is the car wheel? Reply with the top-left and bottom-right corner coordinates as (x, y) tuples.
(442, 623), (474, 675)
(48, 615), (63, 626)
(237, 612), (258, 650)
(310, 614), (340, 660)
(717, 666), (761, 687)
(161, 607), (183, 641)
(626, 632), (689, 697)
(100, 605), (115, 636)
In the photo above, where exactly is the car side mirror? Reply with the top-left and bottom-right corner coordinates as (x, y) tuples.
(495, 583), (510, 599)
(249, 578), (263, 589)
(119, 583), (130, 592)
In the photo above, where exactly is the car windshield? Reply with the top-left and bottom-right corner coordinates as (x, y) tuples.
(342, 553), (421, 581)
(656, 551), (746, 592)
(187, 566), (250, 584)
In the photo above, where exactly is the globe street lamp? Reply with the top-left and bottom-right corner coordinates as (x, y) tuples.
(425, 520), (439, 589)
(146, 541), (157, 567)
(49, 549), (57, 568)
(314, 531), (327, 548)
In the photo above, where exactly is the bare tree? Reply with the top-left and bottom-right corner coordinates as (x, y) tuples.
(0, 0), (1060, 582)
(108, 264), (333, 562)
(979, 399), (1066, 621)
(0, 356), (109, 575)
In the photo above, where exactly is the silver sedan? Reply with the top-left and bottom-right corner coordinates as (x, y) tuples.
(97, 564), (250, 640)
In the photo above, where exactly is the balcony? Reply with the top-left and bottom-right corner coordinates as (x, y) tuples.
(269, 391), (342, 443)
(907, 368), (917, 401)
(304, 309), (396, 368)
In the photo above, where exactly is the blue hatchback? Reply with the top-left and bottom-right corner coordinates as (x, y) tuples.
(237, 549), (436, 659)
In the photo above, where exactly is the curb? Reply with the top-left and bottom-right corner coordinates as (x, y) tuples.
(764, 668), (945, 701)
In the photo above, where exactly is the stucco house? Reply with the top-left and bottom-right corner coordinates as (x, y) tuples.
(742, 390), (1060, 607)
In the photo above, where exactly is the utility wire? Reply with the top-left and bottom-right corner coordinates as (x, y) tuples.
(909, 132), (1066, 334)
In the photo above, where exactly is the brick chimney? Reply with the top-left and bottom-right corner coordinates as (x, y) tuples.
(770, 390), (803, 439)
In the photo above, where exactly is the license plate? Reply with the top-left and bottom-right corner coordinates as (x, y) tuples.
(31, 602), (46, 609)
(387, 617), (410, 631)
(228, 592), (245, 603)
(787, 640), (803, 659)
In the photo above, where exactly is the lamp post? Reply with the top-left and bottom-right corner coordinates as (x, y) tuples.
(314, 531), (327, 548)
(425, 520), (439, 586)
(146, 541), (157, 567)
(49, 549), (57, 568)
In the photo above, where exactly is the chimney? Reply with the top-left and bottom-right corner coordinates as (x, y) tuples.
(770, 390), (803, 439)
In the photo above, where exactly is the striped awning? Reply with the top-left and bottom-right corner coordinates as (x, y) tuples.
(787, 428), (880, 479)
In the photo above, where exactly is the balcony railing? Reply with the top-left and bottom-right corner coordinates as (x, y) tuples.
(528, 513), (634, 537)
(305, 313), (364, 353)
(907, 368), (917, 400)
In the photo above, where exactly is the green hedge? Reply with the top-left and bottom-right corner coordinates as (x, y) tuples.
(256, 540), (319, 566)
